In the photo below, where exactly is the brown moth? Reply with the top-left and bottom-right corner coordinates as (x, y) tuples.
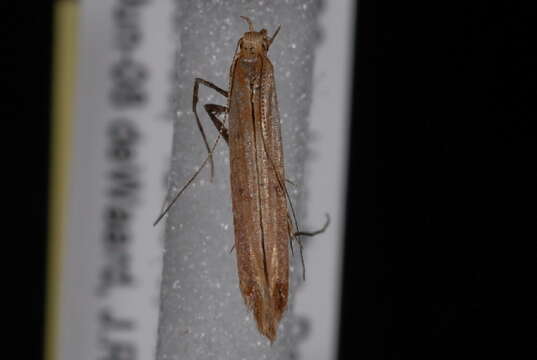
(155, 16), (328, 342)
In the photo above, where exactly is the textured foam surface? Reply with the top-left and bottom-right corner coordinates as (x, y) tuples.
(156, 1), (320, 358)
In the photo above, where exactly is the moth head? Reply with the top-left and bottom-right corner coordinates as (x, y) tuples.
(238, 16), (281, 58)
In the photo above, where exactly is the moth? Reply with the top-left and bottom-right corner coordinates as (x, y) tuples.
(155, 16), (328, 342)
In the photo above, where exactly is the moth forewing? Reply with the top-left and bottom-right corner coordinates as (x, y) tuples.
(227, 24), (289, 342)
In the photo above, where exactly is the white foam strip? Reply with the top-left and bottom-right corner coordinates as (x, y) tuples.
(156, 1), (324, 359)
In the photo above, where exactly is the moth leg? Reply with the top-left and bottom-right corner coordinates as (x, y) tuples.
(153, 109), (228, 226)
(285, 178), (297, 187)
(286, 215), (295, 255)
(204, 104), (229, 144)
(291, 214), (331, 280)
(193, 78), (229, 181)
(285, 213), (306, 279)
(153, 137), (221, 226)
(293, 213), (331, 237)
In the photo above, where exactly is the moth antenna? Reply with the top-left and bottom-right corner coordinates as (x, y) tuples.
(268, 25), (281, 47)
(240, 16), (254, 32)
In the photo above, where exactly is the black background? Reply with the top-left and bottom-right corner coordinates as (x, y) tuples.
(339, 1), (535, 359)
(2, 1), (535, 359)
(3, 2), (53, 360)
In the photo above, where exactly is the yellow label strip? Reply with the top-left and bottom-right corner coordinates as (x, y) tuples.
(45, 1), (79, 360)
